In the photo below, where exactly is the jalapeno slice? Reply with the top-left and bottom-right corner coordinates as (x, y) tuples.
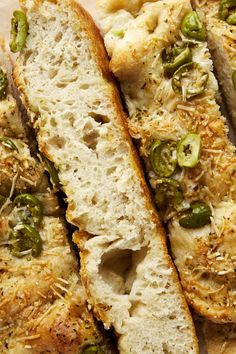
(0, 195), (6, 208)
(162, 43), (192, 76)
(227, 11), (236, 24)
(150, 141), (177, 177)
(177, 133), (201, 168)
(10, 10), (28, 53)
(155, 178), (183, 211)
(0, 68), (8, 100)
(8, 224), (42, 258)
(43, 157), (61, 189)
(219, 0), (236, 22)
(232, 70), (236, 89)
(83, 345), (104, 354)
(179, 202), (212, 228)
(181, 11), (206, 41)
(172, 62), (209, 100)
(14, 194), (43, 226)
(0, 137), (19, 152)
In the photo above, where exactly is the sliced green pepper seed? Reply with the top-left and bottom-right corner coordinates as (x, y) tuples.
(172, 62), (209, 100)
(0, 137), (19, 152)
(219, 0), (236, 22)
(83, 345), (104, 354)
(181, 11), (206, 41)
(233, 70), (236, 89)
(43, 157), (61, 189)
(177, 133), (201, 168)
(10, 10), (28, 53)
(179, 202), (212, 228)
(8, 224), (42, 258)
(150, 141), (178, 177)
(14, 194), (43, 226)
(162, 44), (192, 76)
(0, 68), (8, 100)
(155, 178), (183, 211)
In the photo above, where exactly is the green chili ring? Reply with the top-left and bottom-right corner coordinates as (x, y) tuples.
(177, 133), (201, 168)
(150, 140), (178, 177)
(0, 68), (8, 100)
(155, 178), (183, 211)
(14, 194), (43, 226)
(227, 11), (236, 24)
(43, 156), (61, 189)
(219, 0), (236, 21)
(181, 11), (206, 41)
(9, 224), (43, 258)
(162, 45), (192, 76)
(172, 62), (209, 99)
(10, 10), (29, 53)
(83, 345), (104, 354)
(179, 202), (212, 228)
(0, 137), (19, 152)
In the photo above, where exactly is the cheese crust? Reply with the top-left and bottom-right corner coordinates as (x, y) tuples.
(98, 0), (236, 322)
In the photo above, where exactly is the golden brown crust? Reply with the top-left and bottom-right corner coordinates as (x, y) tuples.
(14, 0), (199, 351)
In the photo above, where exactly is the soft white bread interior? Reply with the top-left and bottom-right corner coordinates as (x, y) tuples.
(14, 0), (198, 352)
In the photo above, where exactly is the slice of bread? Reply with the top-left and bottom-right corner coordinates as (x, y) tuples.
(97, 0), (236, 323)
(192, 0), (236, 129)
(0, 42), (112, 354)
(14, 0), (199, 352)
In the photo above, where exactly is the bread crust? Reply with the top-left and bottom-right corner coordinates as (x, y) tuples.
(13, 1), (199, 352)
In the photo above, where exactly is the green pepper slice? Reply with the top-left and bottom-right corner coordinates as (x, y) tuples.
(0, 137), (19, 152)
(8, 224), (42, 258)
(179, 202), (212, 228)
(155, 178), (183, 211)
(172, 62), (209, 99)
(177, 133), (201, 168)
(14, 194), (43, 226)
(219, 0), (236, 22)
(227, 11), (236, 24)
(43, 157), (61, 189)
(150, 141), (177, 177)
(233, 70), (236, 89)
(10, 10), (29, 53)
(162, 43), (192, 76)
(181, 11), (206, 41)
(0, 195), (6, 207)
(83, 345), (104, 354)
(0, 68), (8, 100)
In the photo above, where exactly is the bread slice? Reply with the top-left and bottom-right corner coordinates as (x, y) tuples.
(14, 0), (199, 352)
(0, 43), (112, 353)
(192, 0), (236, 129)
(97, 0), (236, 323)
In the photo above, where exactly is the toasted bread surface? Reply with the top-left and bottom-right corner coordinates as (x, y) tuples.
(97, 0), (236, 323)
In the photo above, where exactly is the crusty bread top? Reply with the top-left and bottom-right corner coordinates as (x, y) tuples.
(98, 0), (236, 323)
(14, 0), (199, 352)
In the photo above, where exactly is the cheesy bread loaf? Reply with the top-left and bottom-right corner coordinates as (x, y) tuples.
(0, 42), (112, 354)
(192, 0), (236, 128)
(98, 0), (236, 323)
(13, 0), (199, 353)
